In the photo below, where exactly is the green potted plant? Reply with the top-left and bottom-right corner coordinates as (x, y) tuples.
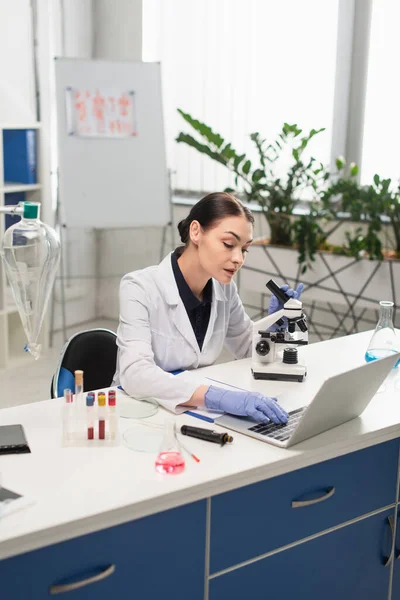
(322, 159), (400, 261)
(176, 110), (327, 257)
(175, 111), (399, 335)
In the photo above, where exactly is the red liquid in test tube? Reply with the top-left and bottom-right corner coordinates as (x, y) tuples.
(98, 392), (106, 440)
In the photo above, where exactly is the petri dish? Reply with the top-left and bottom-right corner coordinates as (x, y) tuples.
(123, 423), (163, 453)
(118, 396), (159, 419)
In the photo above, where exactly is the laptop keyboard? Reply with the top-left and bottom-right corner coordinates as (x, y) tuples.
(248, 407), (306, 442)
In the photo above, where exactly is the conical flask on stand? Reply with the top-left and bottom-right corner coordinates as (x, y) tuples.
(0, 202), (61, 359)
(365, 301), (399, 368)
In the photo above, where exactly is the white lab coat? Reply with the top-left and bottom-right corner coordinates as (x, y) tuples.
(113, 252), (252, 412)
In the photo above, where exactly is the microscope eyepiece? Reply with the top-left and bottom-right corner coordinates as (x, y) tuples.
(265, 279), (290, 304)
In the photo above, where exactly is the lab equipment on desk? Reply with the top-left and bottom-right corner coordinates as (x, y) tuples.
(0, 202), (60, 359)
(62, 389), (74, 443)
(98, 392), (107, 439)
(180, 425), (233, 446)
(74, 370), (84, 403)
(155, 421), (185, 474)
(215, 351), (400, 448)
(178, 439), (201, 463)
(86, 392), (95, 440)
(0, 424), (30, 455)
(252, 279), (308, 381)
(108, 390), (117, 440)
(118, 389), (159, 420)
(365, 301), (399, 368)
(62, 383), (119, 447)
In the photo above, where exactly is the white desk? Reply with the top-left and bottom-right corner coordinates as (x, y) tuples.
(1, 331), (400, 600)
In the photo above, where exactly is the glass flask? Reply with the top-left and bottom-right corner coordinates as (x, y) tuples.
(0, 202), (61, 359)
(365, 301), (399, 368)
(155, 421), (185, 474)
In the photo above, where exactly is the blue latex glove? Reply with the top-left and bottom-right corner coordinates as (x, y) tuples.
(268, 283), (304, 315)
(268, 283), (304, 331)
(204, 386), (288, 424)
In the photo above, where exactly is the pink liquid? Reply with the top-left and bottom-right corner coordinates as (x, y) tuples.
(155, 451), (185, 474)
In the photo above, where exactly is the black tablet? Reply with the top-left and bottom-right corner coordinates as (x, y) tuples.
(0, 424), (31, 454)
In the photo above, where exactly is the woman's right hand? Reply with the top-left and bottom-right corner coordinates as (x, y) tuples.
(204, 386), (288, 424)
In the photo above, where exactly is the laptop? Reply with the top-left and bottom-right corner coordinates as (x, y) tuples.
(215, 352), (400, 448)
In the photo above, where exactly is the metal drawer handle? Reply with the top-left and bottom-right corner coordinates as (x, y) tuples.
(384, 516), (395, 568)
(291, 486), (336, 509)
(49, 564), (116, 595)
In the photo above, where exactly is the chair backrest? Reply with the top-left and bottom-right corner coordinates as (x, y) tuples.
(52, 328), (118, 398)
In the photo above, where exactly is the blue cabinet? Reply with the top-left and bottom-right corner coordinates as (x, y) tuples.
(210, 439), (399, 573)
(2, 129), (37, 184)
(210, 509), (394, 600)
(0, 500), (206, 600)
(0, 440), (399, 599)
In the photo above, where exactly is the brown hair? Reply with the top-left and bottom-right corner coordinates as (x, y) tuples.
(177, 192), (254, 244)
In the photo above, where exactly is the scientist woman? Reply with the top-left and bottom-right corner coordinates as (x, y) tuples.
(113, 192), (303, 425)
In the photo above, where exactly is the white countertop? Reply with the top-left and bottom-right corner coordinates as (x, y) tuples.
(0, 330), (400, 561)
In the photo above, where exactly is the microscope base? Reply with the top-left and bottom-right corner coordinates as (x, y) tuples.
(252, 361), (307, 382)
(252, 370), (306, 382)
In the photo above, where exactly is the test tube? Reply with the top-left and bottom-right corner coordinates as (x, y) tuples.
(98, 392), (106, 440)
(74, 370), (84, 408)
(63, 388), (74, 442)
(108, 390), (117, 440)
(86, 392), (95, 440)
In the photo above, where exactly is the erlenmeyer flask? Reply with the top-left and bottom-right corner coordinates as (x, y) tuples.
(0, 202), (60, 359)
(155, 421), (185, 474)
(365, 301), (399, 368)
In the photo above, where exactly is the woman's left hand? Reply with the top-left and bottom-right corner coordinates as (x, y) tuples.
(268, 283), (304, 315)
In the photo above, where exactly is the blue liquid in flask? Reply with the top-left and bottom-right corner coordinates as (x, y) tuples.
(365, 348), (400, 368)
(365, 301), (400, 369)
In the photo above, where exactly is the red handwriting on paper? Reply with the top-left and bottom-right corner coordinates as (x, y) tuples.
(74, 91), (87, 123)
(118, 93), (131, 116)
(93, 90), (106, 131)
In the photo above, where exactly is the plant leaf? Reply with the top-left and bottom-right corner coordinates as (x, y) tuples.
(177, 109), (225, 148)
(252, 169), (265, 182)
(176, 133), (227, 165)
(242, 160), (251, 175)
(336, 156), (345, 170)
(349, 162), (359, 177)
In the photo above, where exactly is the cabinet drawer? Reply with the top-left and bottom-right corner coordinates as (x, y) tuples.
(0, 500), (206, 600)
(209, 509), (394, 600)
(210, 439), (399, 573)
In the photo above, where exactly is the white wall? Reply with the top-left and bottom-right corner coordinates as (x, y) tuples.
(92, 0), (151, 324)
(0, 0), (36, 123)
(93, 0), (143, 61)
(61, 0), (93, 58)
(50, 0), (98, 332)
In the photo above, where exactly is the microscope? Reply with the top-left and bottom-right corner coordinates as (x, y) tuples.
(252, 279), (308, 382)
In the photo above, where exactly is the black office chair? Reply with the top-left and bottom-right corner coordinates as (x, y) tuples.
(51, 328), (118, 398)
